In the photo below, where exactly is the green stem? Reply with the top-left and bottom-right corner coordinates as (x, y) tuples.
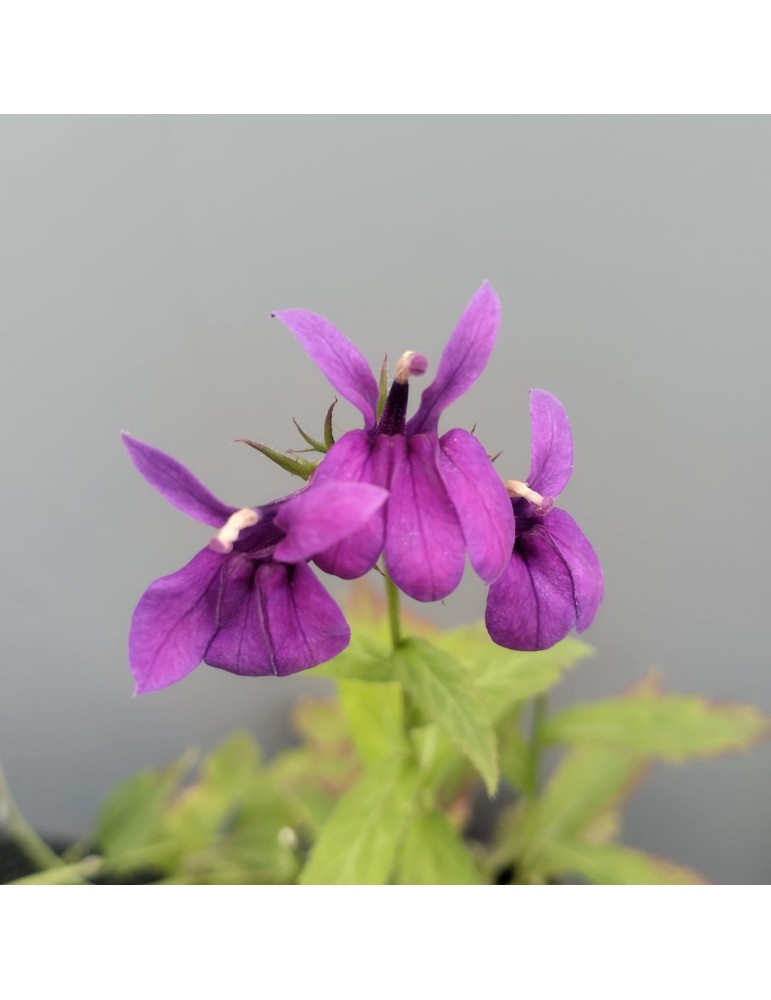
(384, 572), (402, 649)
(9, 856), (104, 885)
(0, 760), (63, 872)
(524, 693), (549, 799)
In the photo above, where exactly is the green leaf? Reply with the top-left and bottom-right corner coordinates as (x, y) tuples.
(339, 680), (406, 764)
(396, 809), (482, 885)
(538, 841), (708, 885)
(543, 693), (771, 761)
(519, 745), (645, 862)
(498, 721), (531, 793)
(201, 731), (263, 797)
(97, 751), (194, 860)
(393, 637), (498, 794)
(300, 755), (420, 884)
(291, 697), (349, 748)
(314, 633), (395, 682)
(436, 625), (593, 719)
(269, 747), (358, 832)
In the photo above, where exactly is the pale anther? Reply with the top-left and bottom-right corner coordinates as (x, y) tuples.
(209, 507), (260, 554)
(505, 480), (554, 514)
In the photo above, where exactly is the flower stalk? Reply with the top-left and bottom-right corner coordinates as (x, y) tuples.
(0, 760), (64, 872)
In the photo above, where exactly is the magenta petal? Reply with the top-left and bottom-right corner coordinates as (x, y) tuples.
(205, 561), (349, 676)
(121, 433), (237, 527)
(273, 481), (388, 564)
(544, 508), (604, 633)
(406, 282), (500, 435)
(129, 547), (224, 694)
(438, 428), (515, 584)
(485, 527), (578, 651)
(527, 389), (573, 499)
(313, 431), (393, 579)
(385, 434), (465, 602)
(272, 309), (379, 430)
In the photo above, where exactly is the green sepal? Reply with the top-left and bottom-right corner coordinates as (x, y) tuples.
(323, 398), (337, 449)
(236, 438), (318, 480)
(376, 355), (388, 420)
(292, 418), (328, 454)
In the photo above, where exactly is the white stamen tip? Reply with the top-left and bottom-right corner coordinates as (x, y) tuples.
(209, 507), (259, 554)
(505, 480), (553, 514)
(395, 350), (429, 383)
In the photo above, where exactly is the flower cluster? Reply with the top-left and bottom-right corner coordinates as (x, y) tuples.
(124, 283), (603, 693)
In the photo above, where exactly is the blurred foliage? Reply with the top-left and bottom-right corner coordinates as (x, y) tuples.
(4, 585), (769, 885)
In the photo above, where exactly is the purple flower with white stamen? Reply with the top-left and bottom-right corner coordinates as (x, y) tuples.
(122, 433), (387, 693)
(273, 283), (514, 602)
(485, 390), (604, 651)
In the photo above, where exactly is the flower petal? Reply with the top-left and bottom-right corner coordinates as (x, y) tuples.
(129, 547), (225, 694)
(485, 526), (577, 651)
(406, 282), (500, 435)
(272, 481), (389, 564)
(544, 507), (604, 633)
(438, 428), (515, 584)
(385, 433), (465, 602)
(121, 432), (237, 527)
(527, 389), (573, 498)
(312, 431), (394, 579)
(272, 309), (379, 430)
(205, 560), (349, 676)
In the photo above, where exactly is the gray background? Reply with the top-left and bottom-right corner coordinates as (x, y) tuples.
(2, 116), (769, 884)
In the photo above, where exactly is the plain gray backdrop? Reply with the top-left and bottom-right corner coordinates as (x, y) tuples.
(2, 116), (769, 883)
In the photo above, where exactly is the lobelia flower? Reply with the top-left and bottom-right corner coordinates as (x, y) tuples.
(273, 282), (514, 602)
(122, 433), (387, 694)
(485, 389), (604, 651)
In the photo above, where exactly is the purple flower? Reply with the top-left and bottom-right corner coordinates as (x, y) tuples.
(122, 433), (387, 694)
(273, 283), (514, 602)
(485, 390), (604, 651)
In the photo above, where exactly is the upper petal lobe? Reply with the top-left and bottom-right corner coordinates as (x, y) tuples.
(273, 309), (380, 430)
(527, 389), (573, 499)
(407, 282), (500, 435)
(438, 428), (515, 584)
(122, 432), (237, 527)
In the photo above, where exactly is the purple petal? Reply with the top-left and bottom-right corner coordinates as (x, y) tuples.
(312, 431), (394, 579)
(527, 389), (573, 498)
(129, 547), (225, 694)
(406, 282), (500, 435)
(438, 428), (515, 584)
(544, 507), (604, 632)
(205, 560), (349, 676)
(273, 481), (389, 564)
(385, 433), (465, 602)
(121, 432), (237, 528)
(272, 309), (379, 430)
(485, 526), (577, 651)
